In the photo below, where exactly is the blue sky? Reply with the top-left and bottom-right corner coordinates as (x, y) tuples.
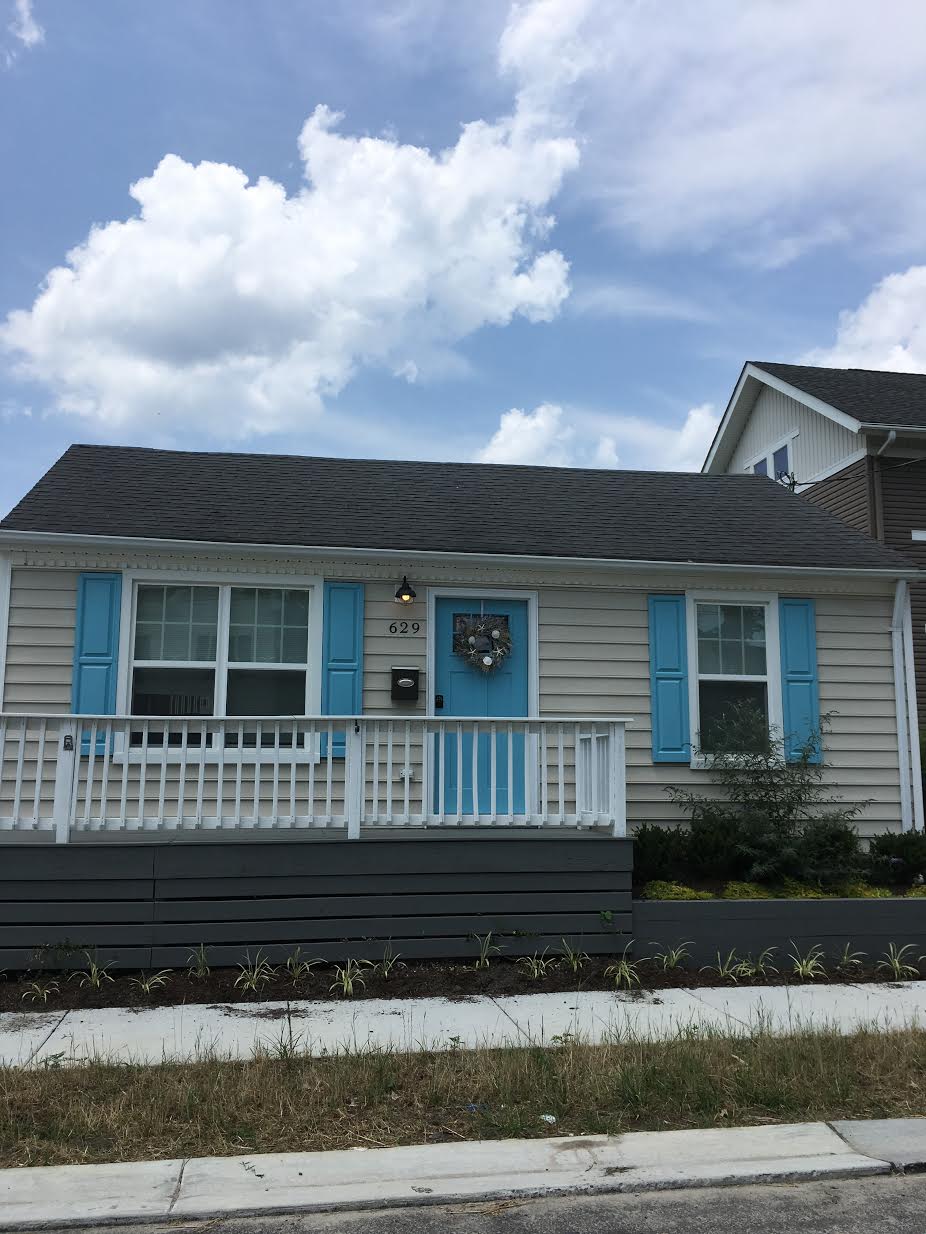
(2, 0), (926, 515)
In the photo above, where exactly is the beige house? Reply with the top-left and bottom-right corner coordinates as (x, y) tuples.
(0, 443), (920, 845)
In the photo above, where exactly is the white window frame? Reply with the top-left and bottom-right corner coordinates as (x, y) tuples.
(742, 430), (798, 481)
(117, 569), (324, 721)
(685, 590), (783, 769)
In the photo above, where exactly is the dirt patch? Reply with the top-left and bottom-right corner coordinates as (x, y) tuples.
(1, 953), (922, 1015)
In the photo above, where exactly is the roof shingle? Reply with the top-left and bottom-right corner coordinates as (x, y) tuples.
(0, 444), (913, 573)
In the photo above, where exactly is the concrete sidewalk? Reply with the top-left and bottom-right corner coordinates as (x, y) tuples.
(2, 981), (926, 1067)
(3, 1119), (925, 1229)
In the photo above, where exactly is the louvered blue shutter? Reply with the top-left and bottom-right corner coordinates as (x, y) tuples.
(648, 594), (690, 763)
(321, 582), (364, 758)
(779, 597), (821, 763)
(72, 572), (122, 753)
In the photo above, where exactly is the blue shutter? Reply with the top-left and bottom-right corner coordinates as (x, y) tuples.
(72, 572), (122, 753)
(648, 594), (690, 763)
(779, 598), (821, 763)
(321, 582), (364, 758)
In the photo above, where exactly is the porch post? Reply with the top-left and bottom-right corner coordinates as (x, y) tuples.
(610, 721), (627, 838)
(346, 721), (363, 839)
(52, 719), (77, 844)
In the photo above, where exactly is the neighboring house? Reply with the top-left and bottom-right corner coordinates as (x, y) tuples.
(703, 362), (926, 731)
(0, 441), (919, 848)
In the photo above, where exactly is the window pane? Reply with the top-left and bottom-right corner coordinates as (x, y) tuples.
(720, 606), (743, 640)
(190, 623), (217, 660)
(744, 641), (767, 674)
(754, 458), (768, 477)
(226, 669), (306, 716)
(134, 622), (161, 660)
(131, 667), (215, 716)
(228, 624), (255, 662)
(164, 586), (192, 622)
(719, 638), (744, 674)
(255, 625), (282, 663)
(282, 626), (308, 662)
(698, 639), (721, 674)
(257, 589), (283, 625)
(773, 444), (789, 478)
(162, 622), (191, 661)
(192, 588), (219, 622)
(136, 587), (164, 622)
(696, 604), (720, 638)
(698, 681), (768, 753)
(284, 590), (309, 626)
(230, 588), (256, 624)
(742, 606), (766, 645)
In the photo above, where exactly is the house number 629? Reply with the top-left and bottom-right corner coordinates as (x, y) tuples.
(388, 621), (420, 634)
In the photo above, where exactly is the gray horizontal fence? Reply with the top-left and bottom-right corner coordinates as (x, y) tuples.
(0, 837), (632, 970)
(635, 898), (926, 965)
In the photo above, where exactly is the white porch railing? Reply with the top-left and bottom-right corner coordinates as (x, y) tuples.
(0, 714), (630, 842)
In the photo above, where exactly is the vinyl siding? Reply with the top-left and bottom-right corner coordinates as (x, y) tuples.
(1, 560), (904, 836)
(3, 567), (78, 712)
(878, 455), (926, 726)
(801, 457), (875, 536)
(727, 387), (860, 482)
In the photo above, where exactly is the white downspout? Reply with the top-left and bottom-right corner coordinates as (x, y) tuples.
(891, 580), (919, 831)
(877, 429), (897, 456)
(902, 581), (924, 829)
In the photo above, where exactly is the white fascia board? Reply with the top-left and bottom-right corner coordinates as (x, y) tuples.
(0, 528), (919, 580)
(859, 422), (926, 435)
(702, 363), (863, 475)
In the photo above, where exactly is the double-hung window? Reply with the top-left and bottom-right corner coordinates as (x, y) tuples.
(131, 583), (313, 720)
(688, 596), (781, 755)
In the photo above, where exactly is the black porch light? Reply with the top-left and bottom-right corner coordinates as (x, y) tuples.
(394, 576), (416, 605)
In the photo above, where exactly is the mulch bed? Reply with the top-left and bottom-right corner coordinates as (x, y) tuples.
(2, 955), (923, 1013)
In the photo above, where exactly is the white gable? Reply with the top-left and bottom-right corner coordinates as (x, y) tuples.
(726, 386), (861, 484)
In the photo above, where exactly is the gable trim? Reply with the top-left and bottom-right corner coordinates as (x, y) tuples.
(703, 362), (862, 474)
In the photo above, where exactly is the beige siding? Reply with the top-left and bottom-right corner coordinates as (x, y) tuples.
(727, 387), (860, 483)
(3, 568), (78, 712)
(1, 558), (904, 836)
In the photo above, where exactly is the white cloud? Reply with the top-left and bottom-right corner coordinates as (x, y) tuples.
(477, 401), (719, 471)
(803, 266), (926, 372)
(569, 280), (713, 323)
(503, 0), (926, 261)
(2, 96), (577, 435)
(4, 0), (43, 64)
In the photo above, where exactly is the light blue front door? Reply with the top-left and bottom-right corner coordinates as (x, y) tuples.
(433, 597), (529, 815)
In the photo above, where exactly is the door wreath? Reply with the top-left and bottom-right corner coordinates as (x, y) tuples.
(452, 613), (511, 672)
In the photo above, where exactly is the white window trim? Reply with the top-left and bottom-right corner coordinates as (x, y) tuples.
(685, 590), (783, 770)
(741, 429), (798, 480)
(117, 569), (324, 720)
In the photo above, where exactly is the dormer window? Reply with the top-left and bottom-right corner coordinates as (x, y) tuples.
(747, 436), (794, 483)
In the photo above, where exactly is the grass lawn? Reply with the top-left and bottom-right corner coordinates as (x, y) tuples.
(2, 1025), (926, 1168)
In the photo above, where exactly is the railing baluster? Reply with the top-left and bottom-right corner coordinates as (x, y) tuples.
(137, 720), (148, 830)
(506, 721), (514, 825)
(195, 719), (207, 829)
(31, 719), (46, 830)
(540, 719), (549, 826)
(489, 721), (497, 824)
(590, 722), (599, 822)
(12, 716), (26, 828)
(403, 720), (411, 824)
(306, 720), (317, 826)
(98, 719), (111, 829)
(436, 721), (445, 825)
(118, 720), (130, 829)
(385, 720), (393, 825)
(372, 721), (380, 824)
(156, 721), (168, 830)
(270, 721), (281, 827)
(177, 720), (189, 829)
(82, 722), (97, 829)
(557, 722), (565, 825)
(234, 720), (244, 827)
(455, 721), (463, 823)
(289, 722), (298, 827)
(216, 719), (225, 828)
(325, 722), (333, 824)
(471, 721), (479, 825)
(252, 720), (262, 827)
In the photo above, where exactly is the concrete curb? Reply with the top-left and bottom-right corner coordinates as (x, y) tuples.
(2, 1120), (920, 1230)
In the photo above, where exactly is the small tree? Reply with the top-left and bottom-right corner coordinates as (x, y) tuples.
(667, 704), (867, 887)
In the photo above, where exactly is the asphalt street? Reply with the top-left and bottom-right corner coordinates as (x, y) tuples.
(48, 1172), (926, 1234)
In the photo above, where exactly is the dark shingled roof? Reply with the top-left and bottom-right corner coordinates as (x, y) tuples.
(753, 362), (926, 430)
(0, 444), (913, 572)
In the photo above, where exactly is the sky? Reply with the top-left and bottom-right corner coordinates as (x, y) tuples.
(2, 0), (926, 516)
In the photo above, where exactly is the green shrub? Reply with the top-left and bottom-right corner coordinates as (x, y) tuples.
(631, 822), (690, 884)
(906, 885), (926, 898)
(640, 880), (714, 901)
(778, 878), (829, 899)
(721, 881), (773, 899)
(836, 882), (893, 899)
(687, 808), (749, 882)
(667, 705), (866, 888)
(867, 832), (926, 887)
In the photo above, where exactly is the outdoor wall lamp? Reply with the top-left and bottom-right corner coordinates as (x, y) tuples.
(394, 576), (416, 605)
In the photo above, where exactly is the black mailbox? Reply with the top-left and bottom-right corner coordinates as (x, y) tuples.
(391, 666), (420, 703)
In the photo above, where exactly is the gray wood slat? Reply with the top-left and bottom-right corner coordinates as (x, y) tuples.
(153, 871), (632, 899)
(0, 879), (154, 902)
(0, 902), (155, 925)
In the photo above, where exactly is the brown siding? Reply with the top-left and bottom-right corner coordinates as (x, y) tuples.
(800, 457), (874, 536)
(879, 456), (926, 725)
